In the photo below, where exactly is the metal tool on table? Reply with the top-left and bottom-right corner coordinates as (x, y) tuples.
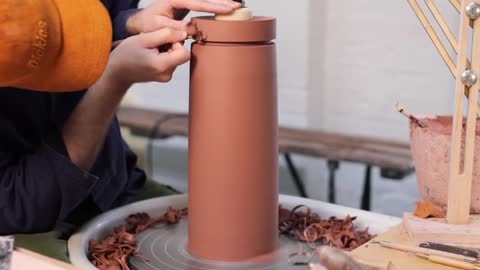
(371, 240), (479, 263)
(420, 242), (480, 259)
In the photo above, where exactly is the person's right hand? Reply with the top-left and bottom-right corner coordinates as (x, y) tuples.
(126, 0), (241, 36)
(105, 28), (190, 87)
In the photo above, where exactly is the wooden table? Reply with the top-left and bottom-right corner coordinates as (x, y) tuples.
(352, 225), (459, 270)
(11, 248), (79, 270)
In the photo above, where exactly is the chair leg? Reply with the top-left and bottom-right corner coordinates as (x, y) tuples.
(327, 160), (339, 204)
(284, 153), (308, 198)
(361, 165), (372, 211)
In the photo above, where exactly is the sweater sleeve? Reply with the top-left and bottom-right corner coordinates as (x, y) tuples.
(111, 0), (141, 41)
(0, 144), (98, 234)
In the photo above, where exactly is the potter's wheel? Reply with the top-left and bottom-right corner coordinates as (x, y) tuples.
(68, 194), (401, 270)
(129, 220), (301, 270)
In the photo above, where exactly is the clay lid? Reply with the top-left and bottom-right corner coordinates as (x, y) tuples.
(191, 16), (276, 43)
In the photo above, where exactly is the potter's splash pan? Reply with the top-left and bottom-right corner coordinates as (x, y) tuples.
(68, 194), (400, 270)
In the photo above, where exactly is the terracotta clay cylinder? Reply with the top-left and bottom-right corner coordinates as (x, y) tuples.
(187, 16), (278, 261)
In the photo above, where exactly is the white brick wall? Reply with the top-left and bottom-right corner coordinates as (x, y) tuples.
(307, 0), (456, 141)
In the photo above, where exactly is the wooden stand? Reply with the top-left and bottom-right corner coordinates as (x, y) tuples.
(405, 0), (480, 243)
(352, 226), (459, 270)
(11, 248), (79, 270)
(403, 213), (480, 247)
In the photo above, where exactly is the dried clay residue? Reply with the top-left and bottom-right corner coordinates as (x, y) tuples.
(186, 22), (207, 43)
(88, 205), (374, 270)
(279, 205), (375, 251)
(88, 207), (187, 270)
(414, 200), (446, 219)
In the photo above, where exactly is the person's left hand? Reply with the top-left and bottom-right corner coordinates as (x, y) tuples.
(127, 0), (241, 36)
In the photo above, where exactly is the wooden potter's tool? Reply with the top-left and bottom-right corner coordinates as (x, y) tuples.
(414, 253), (480, 270)
(404, 0), (480, 246)
(371, 240), (479, 263)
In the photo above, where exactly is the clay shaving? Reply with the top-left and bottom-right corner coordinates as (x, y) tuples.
(89, 205), (374, 270)
(279, 205), (374, 251)
(186, 22), (207, 43)
(88, 207), (187, 270)
(395, 103), (428, 128)
(414, 200), (446, 218)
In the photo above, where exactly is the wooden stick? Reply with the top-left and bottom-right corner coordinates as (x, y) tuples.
(408, 0), (457, 76)
(449, 0), (475, 28)
(395, 103), (428, 128)
(450, 0), (461, 12)
(415, 254), (480, 270)
(424, 0), (459, 53)
(407, 0), (480, 116)
(447, 0), (479, 225)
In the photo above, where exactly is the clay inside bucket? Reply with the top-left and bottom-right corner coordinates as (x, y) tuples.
(410, 115), (480, 213)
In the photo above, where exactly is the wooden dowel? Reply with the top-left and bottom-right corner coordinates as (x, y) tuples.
(408, 0), (457, 76)
(449, 0), (461, 12)
(449, 0), (474, 28)
(407, 0), (480, 116)
(447, 0), (476, 225)
(416, 254), (480, 270)
(395, 103), (428, 128)
(424, 0), (459, 53)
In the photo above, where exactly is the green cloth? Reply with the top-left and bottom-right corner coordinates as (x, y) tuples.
(14, 180), (178, 263)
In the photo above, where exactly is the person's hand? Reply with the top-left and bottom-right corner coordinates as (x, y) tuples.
(105, 28), (191, 87)
(127, 0), (241, 36)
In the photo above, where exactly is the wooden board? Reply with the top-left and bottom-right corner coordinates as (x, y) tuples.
(403, 213), (480, 247)
(352, 225), (459, 270)
(11, 248), (79, 270)
(117, 106), (414, 171)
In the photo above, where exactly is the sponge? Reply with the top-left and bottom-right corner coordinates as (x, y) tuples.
(215, 7), (253, 21)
